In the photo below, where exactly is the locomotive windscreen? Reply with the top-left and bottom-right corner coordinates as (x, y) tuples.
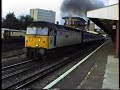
(26, 27), (48, 35)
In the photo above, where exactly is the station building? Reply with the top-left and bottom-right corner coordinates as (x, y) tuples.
(62, 17), (86, 30)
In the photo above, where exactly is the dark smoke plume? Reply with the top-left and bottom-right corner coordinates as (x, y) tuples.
(60, 0), (106, 21)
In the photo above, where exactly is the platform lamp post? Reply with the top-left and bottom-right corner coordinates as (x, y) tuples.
(115, 21), (119, 58)
(112, 22), (119, 58)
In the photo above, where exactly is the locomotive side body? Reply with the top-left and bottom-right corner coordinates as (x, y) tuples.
(55, 29), (82, 48)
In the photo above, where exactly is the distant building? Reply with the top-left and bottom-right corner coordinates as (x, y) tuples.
(30, 9), (56, 23)
(62, 17), (86, 30)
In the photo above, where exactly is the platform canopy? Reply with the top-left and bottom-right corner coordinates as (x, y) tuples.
(87, 4), (119, 58)
(87, 4), (119, 37)
(87, 4), (119, 20)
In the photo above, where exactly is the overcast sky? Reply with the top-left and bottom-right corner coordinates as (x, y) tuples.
(2, 0), (64, 22)
(2, 0), (118, 23)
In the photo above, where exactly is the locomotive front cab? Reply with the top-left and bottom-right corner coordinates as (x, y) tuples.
(25, 26), (49, 59)
(24, 25), (57, 59)
(25, 27), (49, 48)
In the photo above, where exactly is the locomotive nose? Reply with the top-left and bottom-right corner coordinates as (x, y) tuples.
(35, 44), (39, 47)
(25, 35), (48, 48)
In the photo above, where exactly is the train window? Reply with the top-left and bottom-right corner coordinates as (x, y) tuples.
(65, 21), (67, 25)
(72, 21), (74, 25)
(37, 27), (48, 35)
(49, 29), (54, 36)
(37, 27), (42, 34)
(26, 27), (48, 35)
(26, 27), (36, 34)
(66, 21), (69, 25)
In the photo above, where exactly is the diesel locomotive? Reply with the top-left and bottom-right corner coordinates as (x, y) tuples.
(24, 21), (105, 60)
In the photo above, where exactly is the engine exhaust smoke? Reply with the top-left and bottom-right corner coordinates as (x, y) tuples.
(60, 0), (106, 21)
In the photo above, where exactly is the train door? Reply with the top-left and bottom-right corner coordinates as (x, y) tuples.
(49, 29), (56, 48)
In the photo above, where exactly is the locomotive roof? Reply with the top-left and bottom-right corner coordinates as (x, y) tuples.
(28, 21), (56, 29)
(28, 21), (82, 32)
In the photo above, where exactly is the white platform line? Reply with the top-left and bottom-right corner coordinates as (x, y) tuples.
(102, 55), (119, 89)
(43, 41), (107, 89)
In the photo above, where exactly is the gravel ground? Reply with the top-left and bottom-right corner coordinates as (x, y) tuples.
(2, 59), (40, 76)
(2, 42), (24, 52)
(2, 54), (27, 67)
(2, 49), (25, 59)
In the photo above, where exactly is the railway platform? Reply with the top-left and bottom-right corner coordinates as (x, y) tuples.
(77, 39), (119, 89)
(45, 38), (119, 89)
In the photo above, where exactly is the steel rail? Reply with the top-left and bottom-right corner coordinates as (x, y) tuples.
(2, 58), (38, 70)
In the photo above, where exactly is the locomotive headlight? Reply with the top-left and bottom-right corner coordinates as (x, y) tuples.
(38, 39), (41, 41)
(36, 44), (39, 47)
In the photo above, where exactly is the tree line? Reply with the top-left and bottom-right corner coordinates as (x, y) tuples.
(2, 12), (33, 30)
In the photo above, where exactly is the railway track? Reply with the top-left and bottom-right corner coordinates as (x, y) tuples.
(2, 56), (63, 80)
(2, 41), (105, 89)
(2, 57), (66, 89)
(2, 41), (104, 89)
(2, 58), (36, 71)
(2, 59), (45, 79)
(2, 53), (25, 60)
